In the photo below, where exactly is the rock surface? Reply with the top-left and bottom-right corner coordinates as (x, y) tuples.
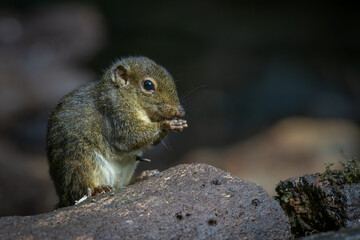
(0, 164), (292, 240)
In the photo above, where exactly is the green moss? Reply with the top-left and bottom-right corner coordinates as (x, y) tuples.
(278, 188), (293, 204)
(320, 157), (360, 186)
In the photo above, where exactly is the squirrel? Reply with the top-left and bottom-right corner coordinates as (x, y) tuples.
(46, 56), (187, 207)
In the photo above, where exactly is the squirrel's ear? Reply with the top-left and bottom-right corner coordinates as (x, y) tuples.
(114, 65), (129, 86)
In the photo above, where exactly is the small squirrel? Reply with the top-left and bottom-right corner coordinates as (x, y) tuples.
(46, 56), (187, 207)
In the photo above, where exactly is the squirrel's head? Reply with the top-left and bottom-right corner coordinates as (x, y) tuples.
(105, 56), (184, 121)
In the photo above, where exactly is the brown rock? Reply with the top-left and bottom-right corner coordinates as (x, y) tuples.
(0, 164), (292, 240)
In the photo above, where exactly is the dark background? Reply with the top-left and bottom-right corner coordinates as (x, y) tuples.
(0, 1), (359, 216)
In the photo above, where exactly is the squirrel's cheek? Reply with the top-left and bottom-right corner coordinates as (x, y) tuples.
(136, 109), (152, 123)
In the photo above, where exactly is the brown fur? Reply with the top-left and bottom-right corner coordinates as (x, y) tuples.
(46, 57), (186, 207)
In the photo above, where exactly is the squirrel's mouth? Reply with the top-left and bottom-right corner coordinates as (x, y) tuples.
(145, 104), (185, 122)
(147, 112), (173, 122)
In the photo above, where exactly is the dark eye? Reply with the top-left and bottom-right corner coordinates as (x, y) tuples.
(142, 80), (156, 92)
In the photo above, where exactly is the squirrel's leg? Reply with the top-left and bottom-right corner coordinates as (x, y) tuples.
(54, 154), (98, 207)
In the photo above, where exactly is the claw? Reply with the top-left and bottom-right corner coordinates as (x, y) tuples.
(92, 185), (113, 196)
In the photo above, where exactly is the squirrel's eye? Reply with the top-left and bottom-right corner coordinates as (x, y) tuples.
(142, 80), (156, 92)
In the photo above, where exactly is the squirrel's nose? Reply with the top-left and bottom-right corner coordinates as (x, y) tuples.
(175, 105), (185, 118)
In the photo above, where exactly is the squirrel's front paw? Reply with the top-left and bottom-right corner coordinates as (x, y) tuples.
(163, 119), (188, 132)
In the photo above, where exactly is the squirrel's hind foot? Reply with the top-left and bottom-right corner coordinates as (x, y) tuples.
(91, 185), (114, 196)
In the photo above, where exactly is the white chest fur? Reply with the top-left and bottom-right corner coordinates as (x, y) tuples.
(94, 151), (138, 187)
(94, 151), (116, 185)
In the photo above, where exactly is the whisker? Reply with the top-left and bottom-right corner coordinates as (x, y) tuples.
(180, 85), (208, 102)
(183, 107), (193, 114)
(161, 139), (173, 152)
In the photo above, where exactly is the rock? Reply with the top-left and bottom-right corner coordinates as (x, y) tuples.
(0, 164), (292, 240)
(276, 158), (360, 237)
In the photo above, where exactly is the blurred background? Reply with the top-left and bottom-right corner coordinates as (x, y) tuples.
(0, 1), (359, 216)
